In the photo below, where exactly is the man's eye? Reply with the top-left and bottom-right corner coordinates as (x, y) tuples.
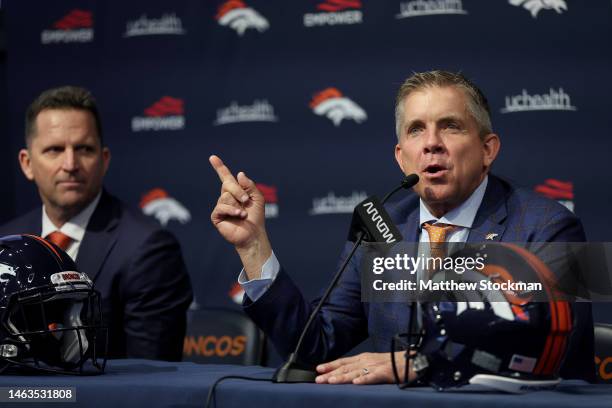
(445, 122), (460, 130)
(408, 126), (423, 136)
(77, 146), (95, 153)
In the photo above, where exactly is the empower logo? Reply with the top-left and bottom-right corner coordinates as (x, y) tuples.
(509, 0), (567, 18)
(309, 87), (367, 126)
(396, 0), (468, 19)
(132, 96), (186, 132)
(41, 10), (94, 44)
(214, 100), (278, 126)
(534, 179), (574, 213)
(216, 0), (269, 36)
(310, 191), (368, 215)
(304, 0), (363, 27)
(140, 188), (191, 226)
(124, 13), (186, 37)
(501, 88), (576, 113)
(257, 183), (279, 219)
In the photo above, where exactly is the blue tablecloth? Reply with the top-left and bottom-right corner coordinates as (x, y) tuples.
(0, 359), (611, 408)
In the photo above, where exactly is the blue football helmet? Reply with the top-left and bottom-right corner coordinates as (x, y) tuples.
(0, 234), (106, 374)
(393, 243), (574, 393)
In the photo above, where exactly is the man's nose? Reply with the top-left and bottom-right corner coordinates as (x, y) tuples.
(423, 129), (445, 154)
(62, 149), (78, 171)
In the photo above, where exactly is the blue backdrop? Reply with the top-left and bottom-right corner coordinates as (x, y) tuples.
(3, 1), (612, 326)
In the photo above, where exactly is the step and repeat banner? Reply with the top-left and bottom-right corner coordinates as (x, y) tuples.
(3, 1), (612, 326)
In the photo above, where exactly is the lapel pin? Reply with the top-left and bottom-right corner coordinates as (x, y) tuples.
(485, 233), (498, 241)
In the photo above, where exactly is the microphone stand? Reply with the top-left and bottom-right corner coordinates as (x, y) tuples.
(273, 175), (418, 383)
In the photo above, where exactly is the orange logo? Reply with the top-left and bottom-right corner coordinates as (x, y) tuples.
(595, 356), (612, 381)
(309, 87), (367, 126)
(216, 0), (269, 36)
(140, 188), (191, 227)
(183, 335), (246, 357)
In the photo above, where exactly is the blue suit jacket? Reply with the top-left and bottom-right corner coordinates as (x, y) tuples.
(244, 174), (595, 381)
(0, 190), (193, 361)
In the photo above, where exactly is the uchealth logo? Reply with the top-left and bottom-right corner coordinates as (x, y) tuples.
(500, 88), (576, 114)
(257, 183), (279, 219)
(124, 13), (186, 37)
(183, 334), (246, 358)
(214, 99), (278, 126)
(396, 0), (468, 19)
(534, 179), (575, 213)
(310, 191), (368, 215)
(131, 96), (186, 132)
(304, 0), (363, 27)
(509, 0), (567, 18)
(41, 9), (94, 44)
(140, 188), (192, 226)
(216, 0), (269, 36)
(309, 87), (367, 126)
(229, 282), (245, 304)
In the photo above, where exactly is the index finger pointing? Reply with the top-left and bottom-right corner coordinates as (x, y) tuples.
(209, 155), (237, 184)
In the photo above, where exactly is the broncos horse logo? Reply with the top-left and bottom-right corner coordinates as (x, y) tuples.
(140, 188), (191, 227)
(216, 0), (269, 36)
(509, 0), (567, 18)
(309, 87), (367, 126)
(0, 263), (17, 284)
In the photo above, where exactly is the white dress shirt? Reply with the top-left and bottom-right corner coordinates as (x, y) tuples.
(41, 192), (102, 261)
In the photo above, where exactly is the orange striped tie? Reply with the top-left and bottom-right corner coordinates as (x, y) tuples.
(422, 223), (456, 261)
(45, 231), (72, 251)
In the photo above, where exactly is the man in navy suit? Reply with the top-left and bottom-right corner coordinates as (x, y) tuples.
(210, 71), (594, 383)
(0, 86), (192, 361)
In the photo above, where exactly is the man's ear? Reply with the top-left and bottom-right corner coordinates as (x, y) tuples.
(482, 133), (501, 169)
(394, 143), (406, 174)
(18, 148), (35, 181)
(102, 147), (111, 174)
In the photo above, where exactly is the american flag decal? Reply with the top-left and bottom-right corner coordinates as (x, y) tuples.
(509, 354), (537, 373)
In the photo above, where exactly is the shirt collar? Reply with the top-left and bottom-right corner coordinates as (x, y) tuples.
(41, 192), (102, 242)
(419, 175), (488, 229)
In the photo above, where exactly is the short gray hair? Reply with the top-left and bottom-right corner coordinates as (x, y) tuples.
(394, 70), (492, 140)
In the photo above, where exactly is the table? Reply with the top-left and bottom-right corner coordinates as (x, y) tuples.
(0, 359), (611, 408)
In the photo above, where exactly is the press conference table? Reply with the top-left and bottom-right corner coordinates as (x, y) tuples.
(0, 359), (611, 407)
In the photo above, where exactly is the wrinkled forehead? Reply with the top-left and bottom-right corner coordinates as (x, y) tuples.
(401, 85), (472, 124)
(31, 109), (100, 146)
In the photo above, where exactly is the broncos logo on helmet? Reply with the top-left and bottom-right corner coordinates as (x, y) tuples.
(310, 87), (367, 127)
(216, 0), (269, 36)
(509, 0), (567, 18)
(0, 263), (17, 284)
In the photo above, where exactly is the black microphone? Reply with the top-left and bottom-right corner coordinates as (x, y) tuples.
(273, 174), (419, 383)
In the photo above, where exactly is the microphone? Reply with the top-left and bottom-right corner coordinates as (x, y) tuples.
(273, 174), (419, 383)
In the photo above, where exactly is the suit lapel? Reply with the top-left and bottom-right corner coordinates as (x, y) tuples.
(467, 175), (508, 243)
(76, 191), (121, 281)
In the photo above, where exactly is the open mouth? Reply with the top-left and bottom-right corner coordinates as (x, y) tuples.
(423, 164), (448, 177)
